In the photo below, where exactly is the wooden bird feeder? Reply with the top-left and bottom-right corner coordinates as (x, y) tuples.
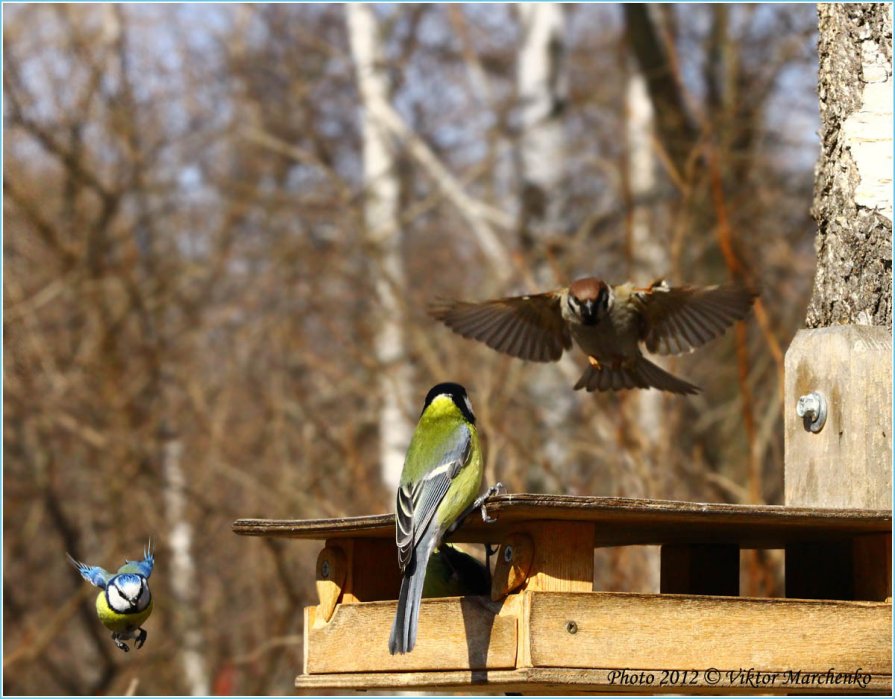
(234, 495), (891, 695)
(234, 326), (892, 694)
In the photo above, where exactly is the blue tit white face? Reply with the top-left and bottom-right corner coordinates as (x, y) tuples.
(422, 382), (475, 424)
(106, 573), (151, 613)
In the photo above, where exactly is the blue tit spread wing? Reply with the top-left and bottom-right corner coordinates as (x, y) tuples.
(118, 542), (154, 578)
(429, 291), (571, 362)
(635, 282), (757, 355)
(67, 554), (113, 589)
(396, 424), (472, 572)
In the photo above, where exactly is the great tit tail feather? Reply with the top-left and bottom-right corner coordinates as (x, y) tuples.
(389, 529), (437, 655)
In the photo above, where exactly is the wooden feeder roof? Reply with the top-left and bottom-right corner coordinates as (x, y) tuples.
(233, 493), (891, 548)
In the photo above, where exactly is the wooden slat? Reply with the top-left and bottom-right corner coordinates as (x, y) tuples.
(233, 494), (891, 548)
(526, 591), (891, 674)
(304, 597), (517, 674)
(295, 667), (891, 695)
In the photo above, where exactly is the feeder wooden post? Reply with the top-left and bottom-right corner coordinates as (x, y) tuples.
(784, 325), (893, 601)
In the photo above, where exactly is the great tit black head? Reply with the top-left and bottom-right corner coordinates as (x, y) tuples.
(422, 382), (476, 424)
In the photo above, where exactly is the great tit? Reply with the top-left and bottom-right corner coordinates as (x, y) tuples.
(68, 542), (154, 652)
(430, 278), (756, 394)
(422, 544), (490, 599)
(389, 382), (485, 655)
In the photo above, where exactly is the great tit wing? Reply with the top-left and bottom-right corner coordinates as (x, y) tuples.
(67, 554), (113, 589)
(429, 291), (570, 362)
(396, 424), (472, 571)
(637, 282), (757, 355)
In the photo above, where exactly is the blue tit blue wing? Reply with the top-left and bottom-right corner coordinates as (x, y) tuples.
(396, 424), (471, 571)
(67, 554), (113, 589)
(118, 541), (154, 578)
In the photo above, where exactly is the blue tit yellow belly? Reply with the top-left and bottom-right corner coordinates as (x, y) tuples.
(95, 591), (152, 633)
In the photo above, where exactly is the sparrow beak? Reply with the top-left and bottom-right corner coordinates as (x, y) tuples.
(580, 299), (598, 325)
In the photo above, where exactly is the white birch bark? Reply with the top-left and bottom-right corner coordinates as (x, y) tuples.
(347, 4), (413, 491)
(516, 4), (574, 482)
(807, 3), (892, 328)
(101, 6), (211, 692)
(517, 3), (568, 259)
(162, 433), (210, 696)
(626, 68), (665, 492)
(623, 67), (663, 594)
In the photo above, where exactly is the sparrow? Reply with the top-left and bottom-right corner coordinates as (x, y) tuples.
(429, 278), (757, 395)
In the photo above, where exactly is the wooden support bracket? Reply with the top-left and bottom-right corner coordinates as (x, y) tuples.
(314, 545), (346, 624)
(491, 533), (533, 601)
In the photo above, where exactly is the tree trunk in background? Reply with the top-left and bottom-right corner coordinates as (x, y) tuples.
(624, 4), (697, 177)
(516, 4), (574, 487)
(624, 67), (665, 488)
(347, 4), (414, 492)
(517, 3), (568, 261)
(807, 3), (892, 329)
(161, 428), (210, 696)
(106, 6), (212, 693)
(621, 66), (662, 593)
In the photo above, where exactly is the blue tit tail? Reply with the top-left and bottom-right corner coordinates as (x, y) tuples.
(389, 528), (438, 655)
(119, 539), (154, 578)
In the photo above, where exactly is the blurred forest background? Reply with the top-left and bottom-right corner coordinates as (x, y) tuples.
(4, 3), (821, 695)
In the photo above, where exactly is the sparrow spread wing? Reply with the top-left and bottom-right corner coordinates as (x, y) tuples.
(395, 424), (472, 572)
(637, 283), (758, 355)
(429, 292), (571, 362)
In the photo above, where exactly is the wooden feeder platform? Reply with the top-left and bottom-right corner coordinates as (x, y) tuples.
(234, 494), (892, 695)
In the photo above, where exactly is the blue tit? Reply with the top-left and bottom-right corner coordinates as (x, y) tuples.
(422, 544), (490, 599)
(389, 382), (485, 655)
(68, 542), (154, 652)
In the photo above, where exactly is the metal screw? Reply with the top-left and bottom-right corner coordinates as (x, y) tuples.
(503, 545), (514, 564)
(321, 560), (330, 579)
(796, 391), (828, 433)
(565, 621), (578, 634)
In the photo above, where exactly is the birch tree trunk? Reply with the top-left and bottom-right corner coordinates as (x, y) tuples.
(347, 4), (414, 491)
(622, 67), (662, 593)
(516, 4), (575, 485)
(624, 68), (666, 496)
(105, 6), (211, 693)
(807, 3), (892, 329)
(161, 427), (210, 696)
(516, 3), (568, 261)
